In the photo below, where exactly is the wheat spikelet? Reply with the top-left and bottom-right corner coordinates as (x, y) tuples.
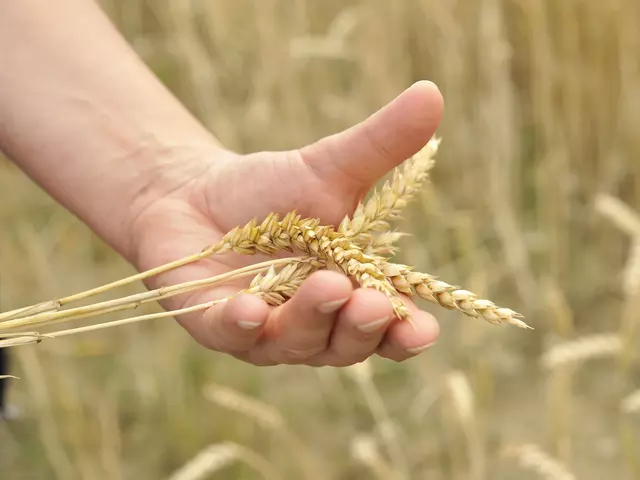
(363, 231), (408, 255)
(168, 443), (239, 480)
(204, 211), (410, 318)
(621, 389), (640, 413)
(540, 333), (623, 370)
(246, 261), (321, 306)
(383, 263), (531, 328)
(503, 444), (575, 480)
(339, 138), (440, 248)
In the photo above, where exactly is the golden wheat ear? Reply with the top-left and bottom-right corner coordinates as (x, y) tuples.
(340, 137), (440, 248)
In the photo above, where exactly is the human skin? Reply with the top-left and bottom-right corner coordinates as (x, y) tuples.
(0, 0), (444, 366)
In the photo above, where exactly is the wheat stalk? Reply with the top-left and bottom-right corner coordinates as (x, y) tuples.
(0, 260), (316, 347)
(0, 257), (304, 333)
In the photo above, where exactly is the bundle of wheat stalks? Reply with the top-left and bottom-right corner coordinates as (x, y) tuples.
(0, 138), (531, 350)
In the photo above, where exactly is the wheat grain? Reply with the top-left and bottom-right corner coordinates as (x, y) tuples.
(540, 333), (623, 369)
(383, 263), (531, 328)
(503, 444), (575, 480)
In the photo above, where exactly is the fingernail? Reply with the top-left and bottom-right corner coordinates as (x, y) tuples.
(237, 320), (263, 330)
(357, 316), (391, 333)
(317, 298), (349, 314)
(406, 342), (436, 355)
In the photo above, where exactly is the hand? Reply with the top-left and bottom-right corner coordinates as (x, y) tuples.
(129, 81), (444, 366)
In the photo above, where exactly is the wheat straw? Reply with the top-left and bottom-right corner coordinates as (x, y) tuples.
(0, 257), (303, 332)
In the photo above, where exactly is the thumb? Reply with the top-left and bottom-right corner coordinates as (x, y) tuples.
(300, 80), (443, 188)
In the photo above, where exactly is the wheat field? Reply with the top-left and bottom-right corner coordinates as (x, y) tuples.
(1, 1), (639, 479)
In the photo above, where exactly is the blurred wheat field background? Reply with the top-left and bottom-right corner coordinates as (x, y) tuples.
(1, 0), (639, 478)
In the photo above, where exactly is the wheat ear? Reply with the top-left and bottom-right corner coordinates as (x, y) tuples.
(383, 263), (531, 328)
(339, 137), (440, 252)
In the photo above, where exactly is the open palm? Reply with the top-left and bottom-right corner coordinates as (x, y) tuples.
(130, 81), (444, 366)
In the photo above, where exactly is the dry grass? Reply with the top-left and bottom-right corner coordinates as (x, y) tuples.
(1, 0), (640, 479)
